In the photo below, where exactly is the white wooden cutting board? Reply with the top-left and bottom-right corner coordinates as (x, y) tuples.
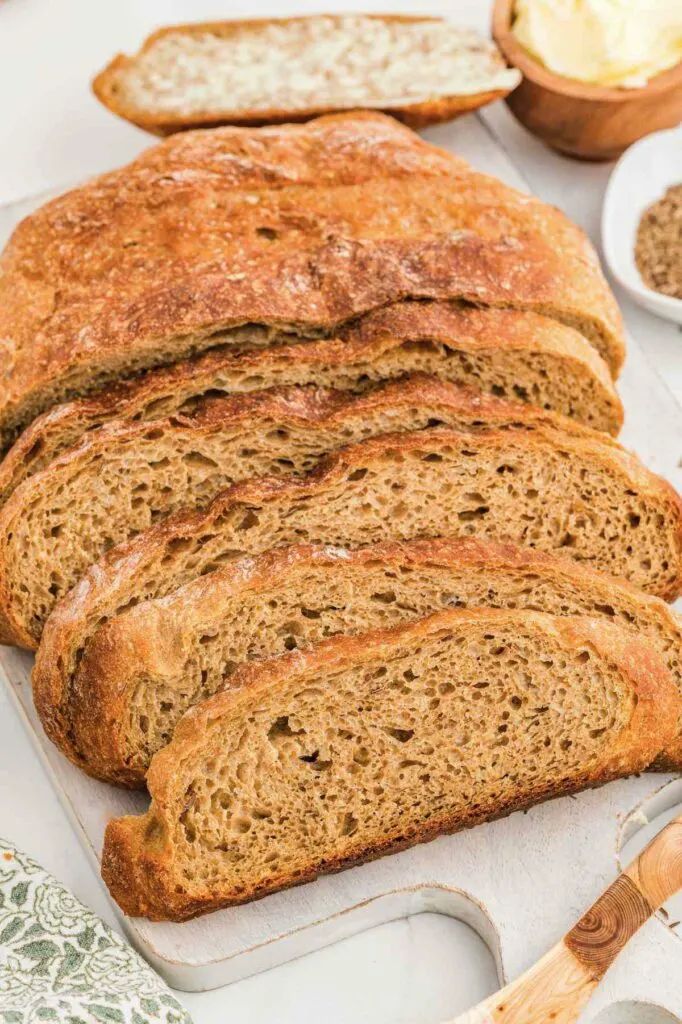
(1, 111), (681, 1021)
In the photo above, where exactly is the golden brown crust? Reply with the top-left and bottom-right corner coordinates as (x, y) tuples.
(100, 608), (679, 921)
(70, 536), (682, 785)
(0, 112), (623, 451)
(0, 302), (622, 507)
(31, 423), (682, 778)
(92, 15), (519, 134)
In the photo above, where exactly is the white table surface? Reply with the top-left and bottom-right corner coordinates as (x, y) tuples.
(1, 2), (681, 1021)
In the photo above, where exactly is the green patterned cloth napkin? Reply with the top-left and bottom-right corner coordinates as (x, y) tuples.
(0, 839), (192, 1024)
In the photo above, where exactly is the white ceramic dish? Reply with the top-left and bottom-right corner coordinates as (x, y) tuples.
(602, 125), (682, 325)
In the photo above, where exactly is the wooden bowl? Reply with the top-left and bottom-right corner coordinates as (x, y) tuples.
(492, 0), (682, 160)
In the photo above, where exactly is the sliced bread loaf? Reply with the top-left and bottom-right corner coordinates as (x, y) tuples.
(100, 608), (678, 921)
(0, 112), (623, 451)
(33, 426), (682, 770)
(93, 15), (521, 134)
(64, 538), (682, 786)
(0, 303), (622, 507)
(0, 375), (601, 649)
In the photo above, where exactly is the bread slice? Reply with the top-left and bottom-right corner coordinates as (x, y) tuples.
(100, 607), (678, 921)
(93, 15), (521, 135)
(33, 426), (682, 771)
(0, 303), (622, 508)
(64, 538), (682, 786)
(0, 112), (624, 452)
(0, 375), (603, 649)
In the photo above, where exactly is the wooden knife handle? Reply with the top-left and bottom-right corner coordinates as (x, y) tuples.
(449, 816), (682, 1024)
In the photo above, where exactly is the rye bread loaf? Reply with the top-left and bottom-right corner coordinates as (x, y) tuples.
(0, 112), (623, 452)
(0, 302), (622, 507)
(0, 375), (601, 649)
(64, 538), (682, 786)
(93, 15), (521, 134)
(33, 426), (682, 771)
(100, 608), (679, 921)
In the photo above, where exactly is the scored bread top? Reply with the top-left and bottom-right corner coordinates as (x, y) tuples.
(93, 15), (521, 134)
(65, 537), (682, 785)
(0, 302), (622, 507)
(100, 607), (679, 920)
(0, 112), (623, 452)
(32, 424), (682, 773)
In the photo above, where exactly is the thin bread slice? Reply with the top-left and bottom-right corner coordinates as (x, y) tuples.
(93, 15), (521, 134)
(65, 538), (682, 786)
(0, 112), (624, 452)
(33, 426), (682, 770)
(0, 375), (602, 649)
(0, 303), (622, 507)
(100, 608), (679, 921)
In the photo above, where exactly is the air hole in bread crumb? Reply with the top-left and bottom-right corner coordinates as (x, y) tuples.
(268, 716), (303, 742)
(340, 813), (358, 837)
(22, 438), (44, 463)
(237, 510), (259, 531)
(384, 727), (415, 743)
(164, 536), (193, 558)
(183, 451), (219, 470)
(458, 507), (489, 521)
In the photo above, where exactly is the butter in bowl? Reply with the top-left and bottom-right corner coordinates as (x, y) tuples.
(493, 0), (682, 160)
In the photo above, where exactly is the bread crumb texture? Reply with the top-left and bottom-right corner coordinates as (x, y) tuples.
(100, 608), (675, 920)
(15, 422), (681, 651)
(0, 378), (615, 646)
(0, 303), (622, 515)
(106, 17), (520, 117)
(67, 538), (682, 785)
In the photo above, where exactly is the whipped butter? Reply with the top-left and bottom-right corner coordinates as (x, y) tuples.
(512, 0), (682, 87)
